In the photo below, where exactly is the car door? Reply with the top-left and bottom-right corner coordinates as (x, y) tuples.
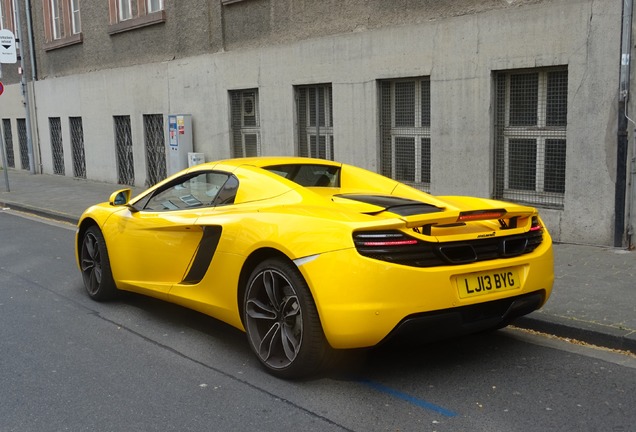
(102, 170), (235, 298)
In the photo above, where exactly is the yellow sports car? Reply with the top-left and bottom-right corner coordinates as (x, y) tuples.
(76, 157), (553, 378)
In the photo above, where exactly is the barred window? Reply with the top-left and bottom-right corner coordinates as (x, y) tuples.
(143, 114), (167, 186)
(229, 89), (260, 158)
(114, 115), (135, 186)
(70, 117), (86, 178)
(379, 77), (431, 191)
(296, 84), (334, 160)
(2, 119), (15, 168)
(494, 68), (567, 208)
(49, 117), (65, 175)
(17, 118), (29, 170)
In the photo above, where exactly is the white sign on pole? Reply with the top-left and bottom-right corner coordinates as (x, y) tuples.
(0, 29), (17, 64)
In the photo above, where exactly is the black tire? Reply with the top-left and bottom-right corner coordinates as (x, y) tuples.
(80, 225), (118, 301)
(243, 258), (331, 379)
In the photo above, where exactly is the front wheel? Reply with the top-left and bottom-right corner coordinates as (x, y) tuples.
(80, 225), (118, 301)
(243, 258), (330, 379)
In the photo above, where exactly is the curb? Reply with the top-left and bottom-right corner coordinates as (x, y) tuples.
(514, 314), (636, 354)
(0, 201), (79, 225)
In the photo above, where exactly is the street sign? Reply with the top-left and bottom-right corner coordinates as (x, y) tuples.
(0, 81), (4, 96)
(0, 29), (17, 64)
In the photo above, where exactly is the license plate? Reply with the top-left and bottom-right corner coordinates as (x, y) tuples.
(457, 268), (520, 299)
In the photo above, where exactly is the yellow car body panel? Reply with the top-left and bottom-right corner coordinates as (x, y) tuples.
(76, 156), (554, 353)
(296, 230), (553, 348)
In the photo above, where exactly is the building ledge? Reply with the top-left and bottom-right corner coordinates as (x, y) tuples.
(43, 33), (83, 51)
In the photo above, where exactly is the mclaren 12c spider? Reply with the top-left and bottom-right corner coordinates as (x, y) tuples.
(76, 157), (554, 378)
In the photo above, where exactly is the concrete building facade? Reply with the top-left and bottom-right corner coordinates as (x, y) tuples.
(0, 0), (633, 247)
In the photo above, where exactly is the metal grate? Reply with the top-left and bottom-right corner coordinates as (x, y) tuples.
(143, 114), (167, 186)
(70, 117), (86, 178)
(296, 85), (334, 160)
(494, 68), (567, 208)
(17, 118), (29, 170)
(2, 119), (15, 168)
(379, 78), (431, 190)
(50, 117), (65, 175)
(230, 89), (260, 158)
(114, 115), (135, 186)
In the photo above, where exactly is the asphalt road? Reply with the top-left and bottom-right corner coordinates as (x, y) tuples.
(1, 209), (635, 432)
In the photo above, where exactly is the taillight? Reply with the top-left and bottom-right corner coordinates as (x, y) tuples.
(529, 216), (543, 232)
(457, 209), (507, 222)
(355, 232), (418, 247)
(353, 230), (438, 267)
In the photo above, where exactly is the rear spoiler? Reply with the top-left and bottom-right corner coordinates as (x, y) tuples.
(401, 207), (537, 231)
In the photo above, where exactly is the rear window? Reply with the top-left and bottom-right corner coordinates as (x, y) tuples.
(264, 164), (340, 187)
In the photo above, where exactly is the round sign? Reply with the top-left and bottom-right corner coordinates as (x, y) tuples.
(0, 81), (4, 96)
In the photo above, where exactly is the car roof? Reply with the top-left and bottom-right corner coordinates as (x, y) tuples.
(198, 156), (342, 170)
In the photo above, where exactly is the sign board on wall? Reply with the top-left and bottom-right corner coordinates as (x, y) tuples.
(0, 29), (17, 64)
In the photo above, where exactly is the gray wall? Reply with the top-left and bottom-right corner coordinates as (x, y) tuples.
(30, 0), (221, 79)
(0, 0), (629, 246)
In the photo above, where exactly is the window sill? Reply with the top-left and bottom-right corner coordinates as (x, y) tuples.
(222, 0), (248, 4)
(43, 33), (83, 51)
(108, 10), (166, 35)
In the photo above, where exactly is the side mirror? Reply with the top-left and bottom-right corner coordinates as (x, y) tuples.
(109, 189), (132, 206)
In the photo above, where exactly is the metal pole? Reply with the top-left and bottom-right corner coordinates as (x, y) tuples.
(0, 61), (9, 191)
(12, 0), (36, 175)
(1, 116), (10, 192)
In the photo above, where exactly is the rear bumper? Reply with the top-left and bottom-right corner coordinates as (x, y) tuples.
(380, 290), (545, 345)
(297, 234), (553, 349)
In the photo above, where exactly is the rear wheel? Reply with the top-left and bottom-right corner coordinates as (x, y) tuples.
(80, 225), (118, 301)
(244, 258), (330, 379)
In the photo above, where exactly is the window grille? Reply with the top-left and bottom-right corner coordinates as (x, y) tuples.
(49, 117), (65, 175)
(114, 115), (135, 186)
(296, 85), (334, 160)
(17, 118), (29, 170)
(379, 77), (431, 190)
(230, 89), (260, 158)
(143, 114), (166, 186)
(70, 117), (86, 178)
(494, 68), (567, 208)
(2, 119), (15, 168)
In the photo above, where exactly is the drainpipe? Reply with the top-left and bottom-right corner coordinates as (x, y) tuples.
(25, 0), (36, 81)
(616, 0), (633, 247)
(24, 0), (41, 172)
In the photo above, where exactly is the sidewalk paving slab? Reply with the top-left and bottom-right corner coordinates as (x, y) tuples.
(2, 168), (635, 354)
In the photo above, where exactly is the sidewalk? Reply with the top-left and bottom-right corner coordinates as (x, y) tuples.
(2, 168), (635, 354)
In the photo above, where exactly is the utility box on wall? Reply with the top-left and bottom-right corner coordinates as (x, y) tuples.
(167, 114), (193, 175)
(188, 152), (205, 167)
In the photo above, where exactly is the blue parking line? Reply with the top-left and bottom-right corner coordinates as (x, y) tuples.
(359, 379), (458, 418)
